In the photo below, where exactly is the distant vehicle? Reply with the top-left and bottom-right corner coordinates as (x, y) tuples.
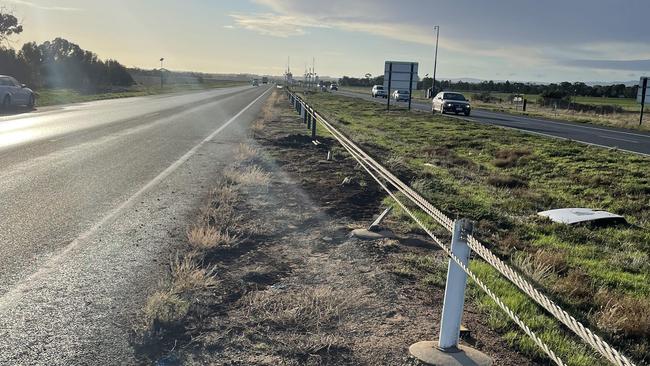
(392, 89), (410, 102)
(432, 91), (471, 116)
(371, 85), (387, 98)
(252, 79), (259, 86)
(262, 77), (269, 84)
(329, 83), (338, 91)
(0, 75), (35, 110)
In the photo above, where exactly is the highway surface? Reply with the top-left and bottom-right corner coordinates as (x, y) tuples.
(336, 90), (650, 156)
(0, 85), (272, 364)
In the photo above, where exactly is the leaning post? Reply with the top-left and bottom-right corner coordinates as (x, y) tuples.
(438, 219), (473, 349)
(408, 218), (492, 365)
(311, 108), (317, 139)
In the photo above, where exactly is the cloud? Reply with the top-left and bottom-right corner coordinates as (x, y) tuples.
(245, 0), (648, 66)
(230, 13), (328, 37)
(563, 59), (650, 71)
(3, 0), (81, 11)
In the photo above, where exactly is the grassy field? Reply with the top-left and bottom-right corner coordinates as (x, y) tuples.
(301, 91), (650, 365)
(339, 86), (647, 131)
(34, 81), (248, 107)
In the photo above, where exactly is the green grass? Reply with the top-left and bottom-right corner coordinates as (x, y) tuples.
(340, 86), (647, 131)
(300, 92), (650, 365)
(34, 81), (248, 107)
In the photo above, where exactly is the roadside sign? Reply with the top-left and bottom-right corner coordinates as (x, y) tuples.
(640, 77), (648, 126)
(384, 61), (419, 91)
(637, 77), (649, 104)
(384, 61), (419, 111)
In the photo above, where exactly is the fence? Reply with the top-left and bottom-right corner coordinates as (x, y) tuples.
(285, 89), (636, 366)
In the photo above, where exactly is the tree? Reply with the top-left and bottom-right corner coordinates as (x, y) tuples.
(0, 10), (22, 43)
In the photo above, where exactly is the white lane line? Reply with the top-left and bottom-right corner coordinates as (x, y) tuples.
(597, 135), (639, 143)
(0, 87), (272, 308)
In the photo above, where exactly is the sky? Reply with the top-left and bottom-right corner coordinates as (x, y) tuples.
(3, 0), (649, 83)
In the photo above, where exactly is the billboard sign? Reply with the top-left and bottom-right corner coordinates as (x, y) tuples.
(384, 61), (419, 91)
(637, 77), (649, 104)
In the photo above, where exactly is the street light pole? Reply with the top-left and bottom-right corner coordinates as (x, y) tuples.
(160, 57), (165, 88)
(432, 25), (440, 98)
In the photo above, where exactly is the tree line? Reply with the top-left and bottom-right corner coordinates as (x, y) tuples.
(1, 11), (133, 91)
(339, 75), (639, 99)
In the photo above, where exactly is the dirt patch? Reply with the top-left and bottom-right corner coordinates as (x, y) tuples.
(133, 91), (540, 365)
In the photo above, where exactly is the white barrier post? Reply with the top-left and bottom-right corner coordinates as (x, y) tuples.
(409, 218), (491, 365)
(439, 218), (472, 350)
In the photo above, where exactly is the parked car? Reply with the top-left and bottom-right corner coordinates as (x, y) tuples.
(0, 75), (35, 109)
(371, 85), (387, 98)
(392, 89), (410, 102)
(329, 83), (338, 91)
(432, 91), (471, 116)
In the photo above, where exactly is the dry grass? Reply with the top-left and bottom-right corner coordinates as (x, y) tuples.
(170, 253), (219, 294)
(187, 224), (238, 249)
(142, 290), (191, 327)
(487, 174), (528, 188)
(210, 184), (239, 207)
(594, 289), (650, 336)
(200, 202), (242, 229)
(251, 90), (281, 136)
(512, 251), (556, 284)
(236, 143), (258, 161)
(244, 286), (364, 331)
(552, 269), (594, 302)
(224, 165), (271, 186)
(493, 148), (531, 168)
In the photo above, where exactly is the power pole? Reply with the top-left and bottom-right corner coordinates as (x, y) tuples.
(432, 26), (440, 98)
(160, 57), (165, 88)
(313, 57), (316, 89)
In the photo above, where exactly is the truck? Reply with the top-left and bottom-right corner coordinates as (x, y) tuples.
(262, 77), (269, 84)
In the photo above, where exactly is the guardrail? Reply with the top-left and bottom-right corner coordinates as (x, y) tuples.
(285, 89), (636, 366)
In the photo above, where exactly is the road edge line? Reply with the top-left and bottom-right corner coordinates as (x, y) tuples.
(0, 86), (272, 308)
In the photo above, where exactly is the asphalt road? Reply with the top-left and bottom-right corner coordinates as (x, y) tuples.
(336, 90), (650, 156)
(0, 85), (272, 364)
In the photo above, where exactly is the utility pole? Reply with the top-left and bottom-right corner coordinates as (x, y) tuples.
(432, 26), (440, 98)
(160, 57), (165, 88)
(313, 57), (316, 89)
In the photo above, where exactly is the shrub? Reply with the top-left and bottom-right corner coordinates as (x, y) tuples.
(487, 174), (527, 188)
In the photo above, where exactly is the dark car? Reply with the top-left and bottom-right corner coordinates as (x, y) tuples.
(432, 91), (471, 116)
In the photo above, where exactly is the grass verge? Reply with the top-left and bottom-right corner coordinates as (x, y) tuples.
(340, 86), (647, 131)
(300, 91), (650, 365)
(132, 141), (270, 355)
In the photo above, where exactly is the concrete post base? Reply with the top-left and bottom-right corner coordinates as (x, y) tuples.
(350, 228), (394, 240)
(409, 341), (492, 366)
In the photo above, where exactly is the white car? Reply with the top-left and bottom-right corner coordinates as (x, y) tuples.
(371, 85), (387, 98)
(0, 75), (35, 109)
(392, 89), (410, 102)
